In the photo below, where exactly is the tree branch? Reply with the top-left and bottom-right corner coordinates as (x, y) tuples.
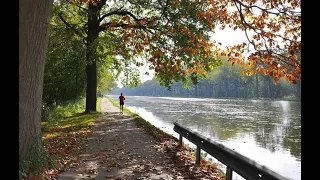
(234, 1), (298, 50)
(99, 22), (160, 33)
(233, 0), (300, 16)
(234, 2), (256, 49)
(99, 10), (143, 22)
(64, 0), (88, 11)
(58, 13), (86, 45)
(233, 2), (299, 69)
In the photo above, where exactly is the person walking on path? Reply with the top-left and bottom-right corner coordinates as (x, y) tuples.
(119, 92), (125, 114)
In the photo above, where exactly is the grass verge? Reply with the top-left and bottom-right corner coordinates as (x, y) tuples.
(36, 98), (102, 179)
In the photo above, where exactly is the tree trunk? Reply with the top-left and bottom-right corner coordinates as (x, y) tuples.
(19, 0), (53, 158)
(263, 76), (268, 98)
(195, 85), (198, 96)
(235, 79), (239, 98)
(268, 77), (273, 99)
(218, 84), (222, 97)
(225, 78), (229, 97)
(244, 83), (248, 98)
(85, 59), (97, 112)
(296, 82), (301, 100)
(255, 75), (259, 99)
(85, 4), (100, 113)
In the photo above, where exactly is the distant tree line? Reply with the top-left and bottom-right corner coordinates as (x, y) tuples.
(113, 60), (301, 100)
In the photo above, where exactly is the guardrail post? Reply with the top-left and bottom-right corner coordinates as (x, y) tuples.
(179, 134), (182, 147)
(196, 146), (201, 165)
(226, 166), (233, 180)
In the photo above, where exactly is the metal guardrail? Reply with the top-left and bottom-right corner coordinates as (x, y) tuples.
(173, 122), (291, 180)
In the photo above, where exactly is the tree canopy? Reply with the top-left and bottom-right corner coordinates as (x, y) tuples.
(68, 0), (300, 84)
(54, 0), (300, 111)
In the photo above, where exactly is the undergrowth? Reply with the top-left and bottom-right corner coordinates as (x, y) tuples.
(19, 98), (101, 180)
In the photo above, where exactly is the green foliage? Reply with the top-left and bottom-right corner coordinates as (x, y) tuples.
(120, 67), (141, 88)
(44, 9), (87, 107)
(42, 99), (86, 122)
(42, 97), (102, 123)
(42, 98), (101, 133)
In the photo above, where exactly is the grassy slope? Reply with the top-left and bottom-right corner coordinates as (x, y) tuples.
(41, 98), (102, 175)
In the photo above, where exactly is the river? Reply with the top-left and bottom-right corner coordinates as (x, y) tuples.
(108, 95), (301, 180)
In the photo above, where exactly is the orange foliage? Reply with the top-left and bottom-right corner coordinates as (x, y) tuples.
(202, 0), (301, 84)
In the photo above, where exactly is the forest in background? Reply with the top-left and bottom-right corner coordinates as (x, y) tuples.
(114, 58), (301, 100)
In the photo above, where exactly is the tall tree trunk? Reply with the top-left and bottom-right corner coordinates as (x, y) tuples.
(85, 4), (100, 113)
(75, 56), (79, 92)
(19, 0), (53, 158)
(85, 58), (97, 113)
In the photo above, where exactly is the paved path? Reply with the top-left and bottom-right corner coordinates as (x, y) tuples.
(58, 98), (190, 180)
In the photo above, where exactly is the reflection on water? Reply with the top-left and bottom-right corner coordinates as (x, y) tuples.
(108, 95), (301, 180)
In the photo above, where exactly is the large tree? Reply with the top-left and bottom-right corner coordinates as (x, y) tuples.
(57, 0), (300, 112)
(19, 0), (54, 159)
(44, 7), (119, 108)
